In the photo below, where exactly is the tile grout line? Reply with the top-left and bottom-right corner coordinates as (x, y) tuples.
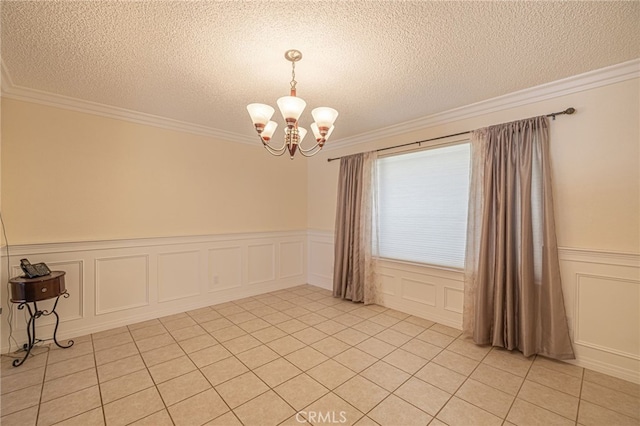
(423, 337), (488, 423)
(574, 367), (586, 426)
(89, 333), (108, 426)
(141, 298), (308, 424)
(501, 352), (538, 424)
(41, 350), (103, 424)
(358, 326), (479, 424)
(90, 323), (170, 424)
(266, 307), (438, 423)
(196, 301), (311, 425)
(216, 296), (317, 424)
(318, 313), (429, 423)
(35, 346), (50, 426)
(516, 359), (583, 423)
(133, 318), (179, 426)
(212, 296), (455, 425)
(183, 307), (250, 426)
(205, 294), (378, 424)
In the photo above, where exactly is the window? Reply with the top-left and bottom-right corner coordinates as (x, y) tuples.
(375, 142), (470, 269)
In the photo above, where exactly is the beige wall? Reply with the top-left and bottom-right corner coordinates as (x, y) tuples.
(308, 78), (640, 254)
(1, 99), (308, 244)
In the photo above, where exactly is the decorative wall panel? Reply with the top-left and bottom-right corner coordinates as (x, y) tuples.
(401, 277), (437, 306)
(248, 243), (275, 285)
(558, 248), (640, 383)
(280, 241), (304, 279)
(95, 255), (149, 314)
(158, 251), (200, 302)
(443, 287), (464, 314)
(575, 274), (639, 359)
(308, 234), (333, 290)
(380, 273), (396, 296)
(208, 246), (242, 291)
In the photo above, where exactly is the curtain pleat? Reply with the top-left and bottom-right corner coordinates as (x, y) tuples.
(333, 152), (379, 304)
(464, 116), (574, 360)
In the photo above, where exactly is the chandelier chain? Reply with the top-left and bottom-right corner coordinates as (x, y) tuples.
(290, 61), (297, 91)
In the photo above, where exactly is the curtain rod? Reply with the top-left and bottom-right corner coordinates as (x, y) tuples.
(326, 107), (576, 162)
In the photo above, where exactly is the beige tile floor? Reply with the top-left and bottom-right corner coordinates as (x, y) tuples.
(1, 284), (639, 426)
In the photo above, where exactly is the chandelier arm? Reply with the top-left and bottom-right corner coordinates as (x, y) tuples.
(297, 140), (322, 154)
(260, 136), (288, 155)
(262, 142), (288, 156)
(297, 144), (324, 157)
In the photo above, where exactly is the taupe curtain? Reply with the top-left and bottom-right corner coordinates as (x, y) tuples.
(463, 116), (575, 359)
(333, 152), (378, 304)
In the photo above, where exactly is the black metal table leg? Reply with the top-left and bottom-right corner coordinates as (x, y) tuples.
(50, 293), (73, 349)
(11, 292), (74, 367)
(12, 303), (35, 367)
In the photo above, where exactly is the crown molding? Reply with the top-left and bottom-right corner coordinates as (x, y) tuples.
(327, 58), (640, 151)
(2, 59), (638, 149)
(0, 61), (257, 145)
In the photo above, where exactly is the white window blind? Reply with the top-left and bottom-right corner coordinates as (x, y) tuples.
(375, 143), (470, 269)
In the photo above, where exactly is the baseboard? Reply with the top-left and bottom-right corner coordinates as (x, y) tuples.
(381, 298), (463, 330)
(567, 355), (640, 385)
(309, 276), (333, 291)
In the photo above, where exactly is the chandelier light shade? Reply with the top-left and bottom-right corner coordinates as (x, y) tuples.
(247, 49), (338, 159)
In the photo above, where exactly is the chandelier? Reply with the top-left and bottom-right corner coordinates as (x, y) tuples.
(247, 50), (338, 159)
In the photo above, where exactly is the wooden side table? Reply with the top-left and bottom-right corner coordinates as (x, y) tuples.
(9, 271), (74, 366)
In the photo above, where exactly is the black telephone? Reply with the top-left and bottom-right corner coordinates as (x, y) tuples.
(20, 258), (51, 279)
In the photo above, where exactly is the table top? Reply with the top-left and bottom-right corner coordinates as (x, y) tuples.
(9, 271), (66, 284)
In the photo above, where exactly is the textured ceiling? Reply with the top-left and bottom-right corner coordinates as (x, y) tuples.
(2, 1), (639, 144)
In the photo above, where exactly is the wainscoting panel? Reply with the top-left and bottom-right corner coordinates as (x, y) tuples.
(280, 241), (304, 279)
(247, 243), (276, 285)
(559, 248), (640, 383)
(45, 260), (84, 323)
(157, 251), (200, 303)
(1, 231), (307, 354)
(443, 286), (464, 314)
(307, 231), (334, 290)
(95, 255), (149, 315)
(575, 274), (639, 359)
(380, 273), (396, 296)
(208, 246), (243, 291)
(380, 259), (464, 328)
(401, 277), (437, 306)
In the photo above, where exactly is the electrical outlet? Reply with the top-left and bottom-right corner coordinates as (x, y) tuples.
(213, 275), (219, 285)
